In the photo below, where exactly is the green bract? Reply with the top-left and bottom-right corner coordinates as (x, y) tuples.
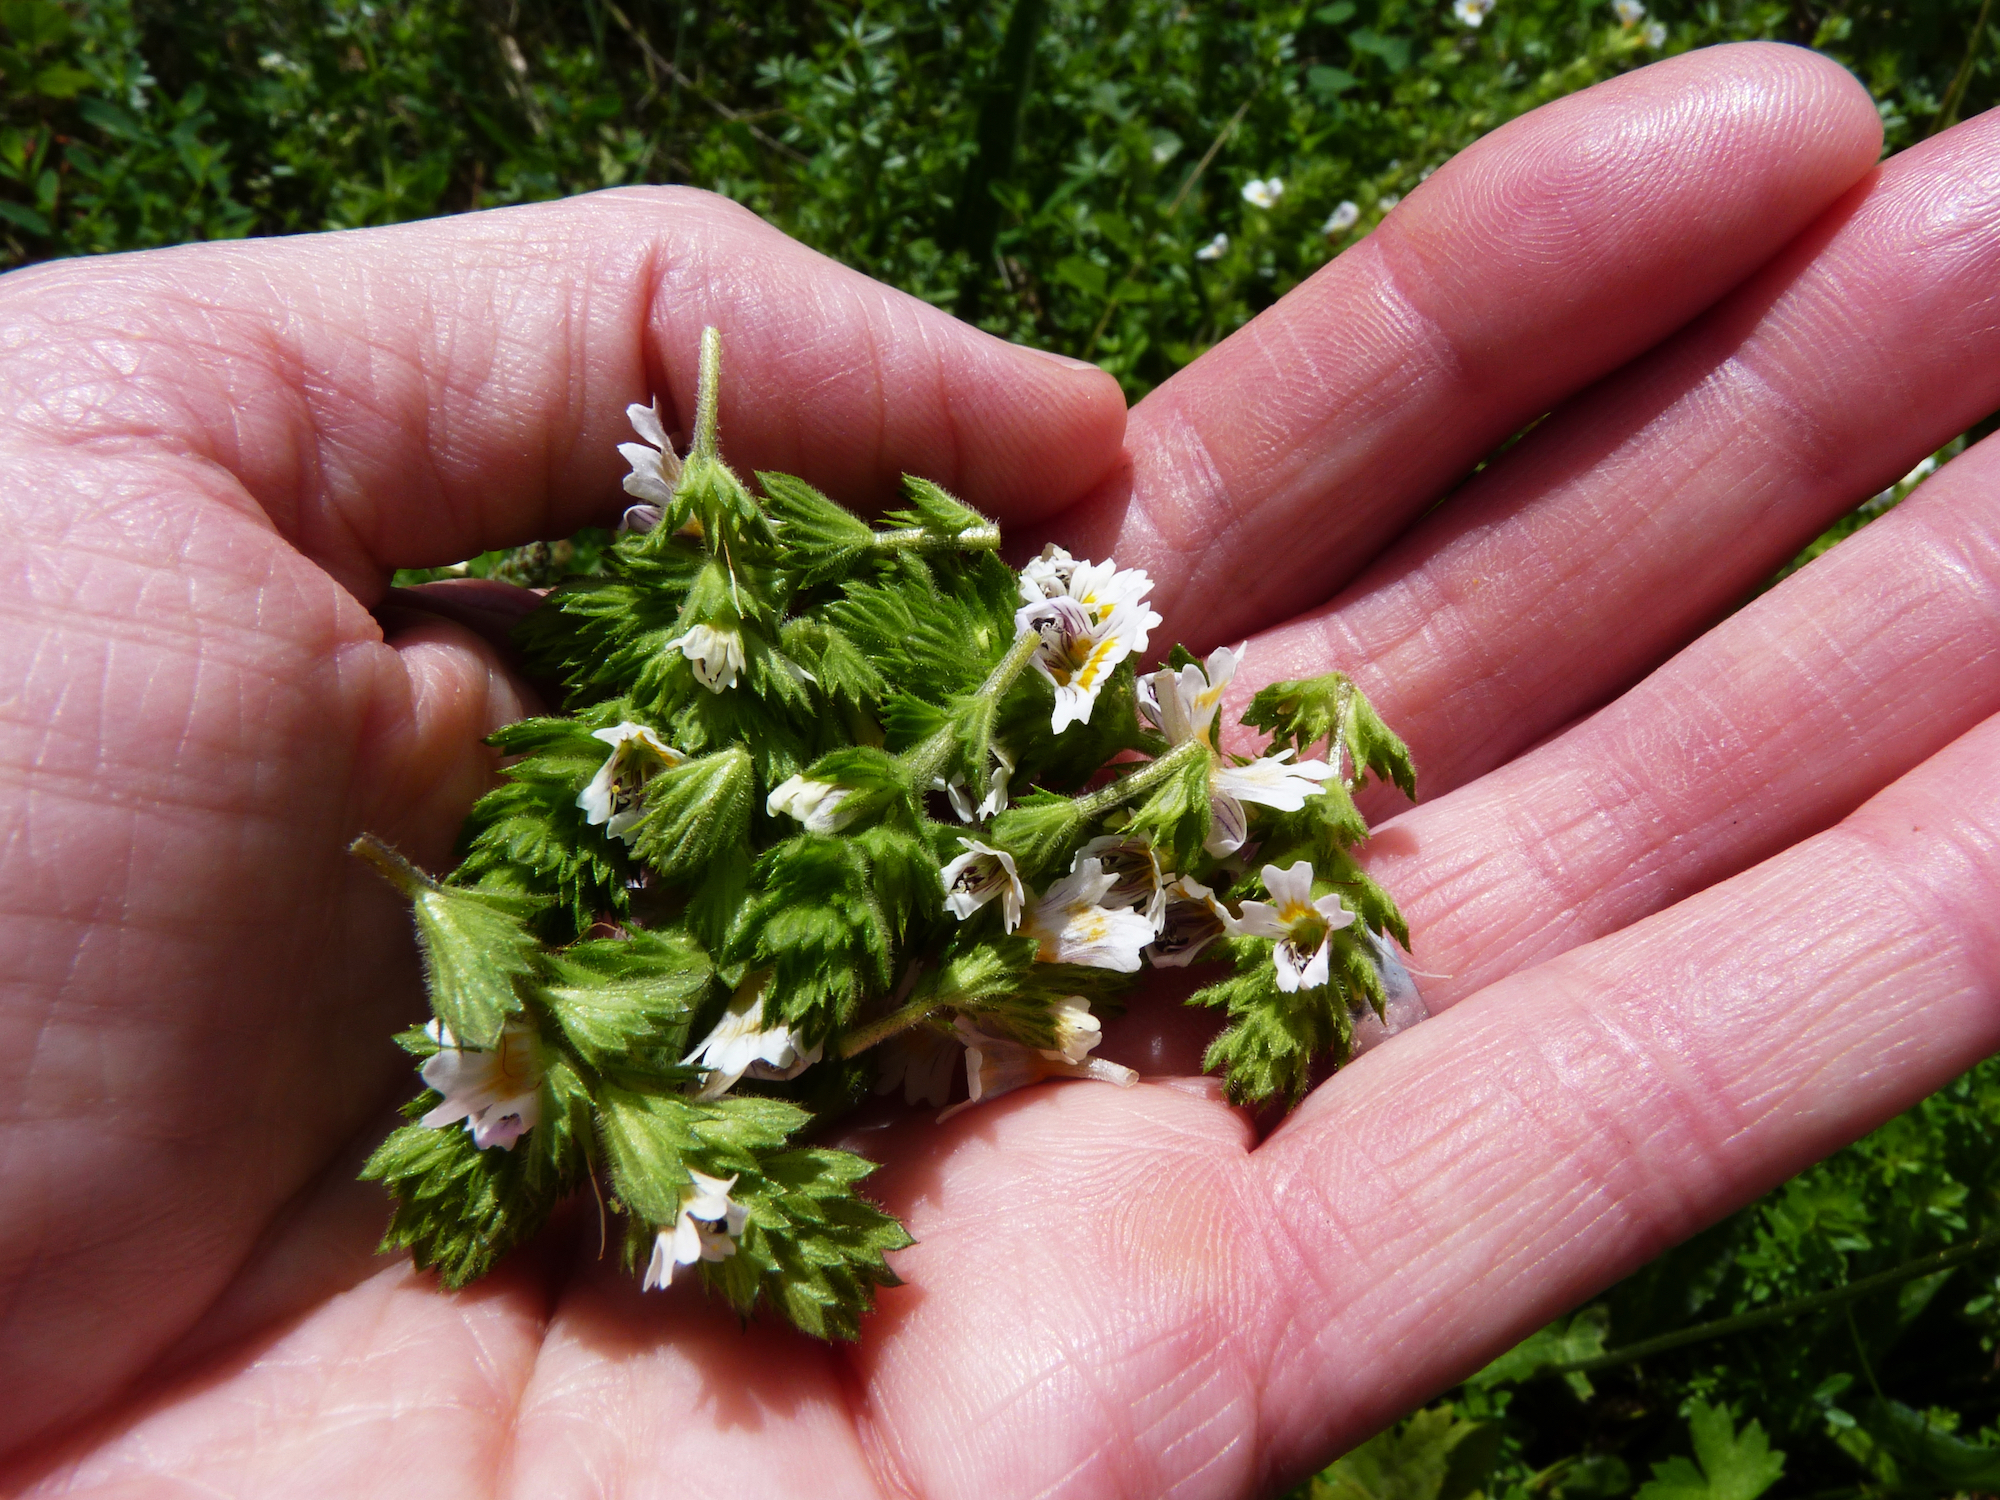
(356, 329), (1418, 1336)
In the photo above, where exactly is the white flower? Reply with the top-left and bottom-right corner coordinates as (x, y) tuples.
(662, 622), (744, 693)
(1454, 0), (1496, 25)
(576, 721), (686, 843)
(1146, 876), (1230, 968)
(1229, 861), (1356, 992)
(1612, 0), (1645, 21)
(1020, 858), (1158, 971)
(1378, 192), (1402, 211)
(872, 1023), (961, 1108)
(1074, 835), (1168, 929)
(1349, 924), (1431, 1056)
(766, 772), (861, 834)
(641, 1169), (750, 1291)
(1144, 641), (1239, 747)
(1144, 645), (1338, 855)
(1324, 200), (1361, 236)
(1242, 177), (1284, 209)
(420, 1017), (543, 1151)
(941, 838), (1026, 930)
(938, 1016), (1137, 1121)
(685, 977), (824, 1100)
(932, 742), (1015, 822)
(1016, 547), (1162, 734)
(1642, 18), (1666, 43)
(1195, 232), (1230, 261)
(1047, 995), (1105, 1065)
(620, 398), (683, 513)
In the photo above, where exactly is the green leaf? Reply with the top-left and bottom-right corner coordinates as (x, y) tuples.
(361, 1118), (561, 1288)
(1241, 672), (1417, 801)
(1634, 1402), (1785, 1500)
(1469, 1305), (1610, 1398)
(761, 469), (876, 584)
(1121, 743), (1213, 871)
(537, 928), (714, 1074)
(628, 746), (754, 882)
(353, 836), (543, 1047)
(1195, 956), (1345, 1107)
(0, 198), (49, 235)
(1307, 1405), (1500, 1500)
(988, 789), (1085, 883)
(880, 475), (998, 546)
(709, 1147), (912, 1341)
(452, 715), (634, 937)
(1860, 1397), (2000, 1488)
(733, 834), (896, 1031)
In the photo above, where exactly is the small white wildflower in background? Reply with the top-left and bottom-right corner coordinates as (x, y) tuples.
(1454, 0), (1496, 26)
(685, 978), (823, 1099)
(420, 1017), (543, 1150)
(1195, 232), (1229, 261)
(1378, 192), (1402, 211)
(577, 721), (685, 843)
(642, 1169), (750, 1290)
(1020, 858), (1157, 971)
(1242, 176), (1284, 209)
(663, 621), (744, 692)
(1324, 200), (1361, 236)
(766, 773), (859, 834)
(1230, 861), (1357, 992)
(1017, 547), (1161, 734)
(1612, 0), (1645, 22)
(873, 1024), (960, 1108)
(938, 1015), (1137, 1120)
(941, 838), (1026, 930)
(1643, 18), (1667, 43)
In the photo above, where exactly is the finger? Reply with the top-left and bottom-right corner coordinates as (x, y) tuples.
(1369, 424), (2000, 1011)
(0, 187), (1126, 603)
(1241, 104), (2000, 802)
(1041, 43), (1882, 644)
(0, 1264), (549, 1496)
(1247, 710), (2000, 1486)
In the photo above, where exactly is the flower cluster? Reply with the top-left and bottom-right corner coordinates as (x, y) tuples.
(356, 328), (1420, 1331)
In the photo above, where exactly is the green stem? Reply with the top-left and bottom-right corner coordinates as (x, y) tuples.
(1067, 735), (1209, 822)
(1931, 0), (1995, 137)
(690, 324), (722, 464)
(904, 627), (1043, 786)
(870, 524), (1003, 554)
(839, 995), (944, 1058)
(1545, 1233), (2000, 1377)
(349, 832), (436, 897)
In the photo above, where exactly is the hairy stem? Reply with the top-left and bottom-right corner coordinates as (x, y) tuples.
(1067, 735), (1209, 821)
(904, 626), (1043, 786)
(870, 523), (1003, 554)
(839, 995), (946, 1058)
(690, 324), (722, 464)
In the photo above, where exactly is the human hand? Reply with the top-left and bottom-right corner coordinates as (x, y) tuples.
(3, 39), (1998, 1500)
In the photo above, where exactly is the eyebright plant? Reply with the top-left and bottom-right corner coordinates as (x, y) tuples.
(351, 328), (1422, 1338)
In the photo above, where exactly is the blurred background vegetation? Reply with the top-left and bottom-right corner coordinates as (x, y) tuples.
(4, 1), (1999, 1495)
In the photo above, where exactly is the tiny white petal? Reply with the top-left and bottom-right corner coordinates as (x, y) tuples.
(419, 1017), (543, 1151)
(663, 623), (744, 693)
(1324, 200), (1362, 235)
(1195, 232), (1229, 261)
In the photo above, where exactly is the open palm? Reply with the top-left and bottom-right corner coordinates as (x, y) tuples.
(4, 42), (1998, 1499)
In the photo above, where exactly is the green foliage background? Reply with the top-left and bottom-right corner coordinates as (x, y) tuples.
(5, 0), (2000, 1494)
